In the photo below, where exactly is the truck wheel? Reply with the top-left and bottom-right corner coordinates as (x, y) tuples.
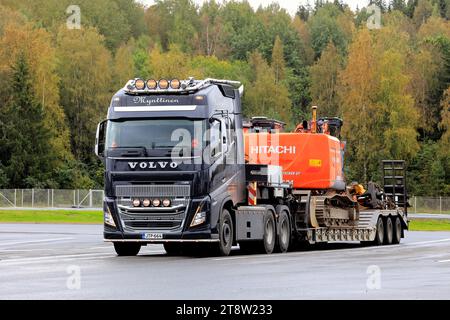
(214, 209), (233, 256)
(384, 217), (394, 245)
(392, 217), (402, 245)
(373, 217), (385, 246)
(163, 243), (183, 256)
(276, 211), (291, 253)
(113, 242), (141, 256)
(262, 211), (276, 254)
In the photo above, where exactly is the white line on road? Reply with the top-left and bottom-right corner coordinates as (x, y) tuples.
(438, 259), (450, 263)
(0, 237), (74, 247)
(1, 252), (113, 264)
(405, 238), (450, 246)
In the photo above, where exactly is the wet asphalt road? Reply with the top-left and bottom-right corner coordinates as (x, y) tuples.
(0, 223), (450, 300)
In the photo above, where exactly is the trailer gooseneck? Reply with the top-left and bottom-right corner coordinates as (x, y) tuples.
(95, 78), (408, 256)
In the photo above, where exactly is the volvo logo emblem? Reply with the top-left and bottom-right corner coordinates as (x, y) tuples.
(128, 162), (179, 170)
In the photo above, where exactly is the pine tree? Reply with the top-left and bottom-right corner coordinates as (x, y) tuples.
(2, 53), (54, 187)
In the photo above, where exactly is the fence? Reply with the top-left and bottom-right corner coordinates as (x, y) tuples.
(410, 196), (450, 214)
(0, 189), (448, 213)
(0, 189), (104, 209)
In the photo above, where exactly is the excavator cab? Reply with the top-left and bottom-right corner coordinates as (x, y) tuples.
(245, 117), (286, 133)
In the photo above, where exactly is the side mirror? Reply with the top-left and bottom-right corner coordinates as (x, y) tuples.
(95, 120), (107, 159)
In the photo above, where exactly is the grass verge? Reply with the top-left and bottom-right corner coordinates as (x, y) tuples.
(0, 209), (102, 224)
(409, 219), (450, 231)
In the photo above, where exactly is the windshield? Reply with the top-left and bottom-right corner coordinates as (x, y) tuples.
(105, 119), (206, 157)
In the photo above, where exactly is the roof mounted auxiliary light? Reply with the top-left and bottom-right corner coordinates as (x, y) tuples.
(146, 79), (158, 90)
(125, 77), (243, 94)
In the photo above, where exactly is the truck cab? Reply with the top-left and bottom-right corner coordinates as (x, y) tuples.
(95, 78), (246, 256)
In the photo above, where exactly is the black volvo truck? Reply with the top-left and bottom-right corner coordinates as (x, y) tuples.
(95, 78), (248, 256)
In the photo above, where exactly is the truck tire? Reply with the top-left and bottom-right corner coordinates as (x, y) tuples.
(276, 210), (291, 253)
(213, 208), (234, 256)
(262, 211), (276, 254)
(384, 216), (394, 245)
(113, 242), (141, 256)
(373, 217), (385, 246)
(163, 243), (184, 256)
(392, 216), (402, 245)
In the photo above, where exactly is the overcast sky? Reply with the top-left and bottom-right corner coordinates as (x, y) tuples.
(137, 0), (371, 15)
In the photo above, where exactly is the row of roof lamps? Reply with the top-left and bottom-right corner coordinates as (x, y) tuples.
(129, 78), (184, 91)
(132, 198), (171, 208)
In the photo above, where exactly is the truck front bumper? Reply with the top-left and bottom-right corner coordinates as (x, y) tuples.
(104, 228), (219, 244)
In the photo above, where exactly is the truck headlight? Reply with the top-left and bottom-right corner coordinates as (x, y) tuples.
(104, 206), (116, 228)
(190, 198), (209, 227)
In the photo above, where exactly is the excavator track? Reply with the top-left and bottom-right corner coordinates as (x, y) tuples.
(313, 196), (351, 228)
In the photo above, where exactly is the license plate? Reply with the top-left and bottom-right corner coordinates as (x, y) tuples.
(142, 233), (163, 240)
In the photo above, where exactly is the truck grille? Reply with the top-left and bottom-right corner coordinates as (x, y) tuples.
(115, 185), (190, 198)
(117, 197), (189, 232)
(126, 221), (182, 229)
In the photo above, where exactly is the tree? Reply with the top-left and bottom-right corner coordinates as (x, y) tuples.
(292, 16), (315, 66)
(413, 0), (434, 27)
(168, 0), (200, 53)
(0, 54), (55, 187)
(0, 22), (71, 169)
(271, 36), (286, 84)
(308, 3), (353, 58)
(149, 44), (190, 79)
(189, 55), (250, 81)
(56, 26), (112, 164)
(244, 51), (292, 125)
(339, 29), (419, 183)
(310, 42), (342, 117)
(391, 0), (408, 13)
(339, 30), (377, 183)
(113, 41), (135, 89)
(196, 0), (229, 58)
(296, 4), (311, 21)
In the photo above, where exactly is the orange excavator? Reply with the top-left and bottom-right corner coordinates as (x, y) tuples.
(244, 106), (346, 191)
(242, 106), (407, 234)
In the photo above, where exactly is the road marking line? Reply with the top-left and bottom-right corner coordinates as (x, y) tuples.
(1, 252), (112, 264)
(0, 249), (56, 252)
(0, 237), (74, 247)
(406, 238), (450, 246)
(438, 259), (450, 263)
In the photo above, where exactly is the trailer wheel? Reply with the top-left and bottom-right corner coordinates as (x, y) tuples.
(213, 208), (233, 256)
(384, 216), (394, 245)
(392, 217), (402, 245)
(373, 217), (385, 246)
(276, 211), (291, 253)
(113, 243), (141, 256)
(262, 211), (276, 254)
